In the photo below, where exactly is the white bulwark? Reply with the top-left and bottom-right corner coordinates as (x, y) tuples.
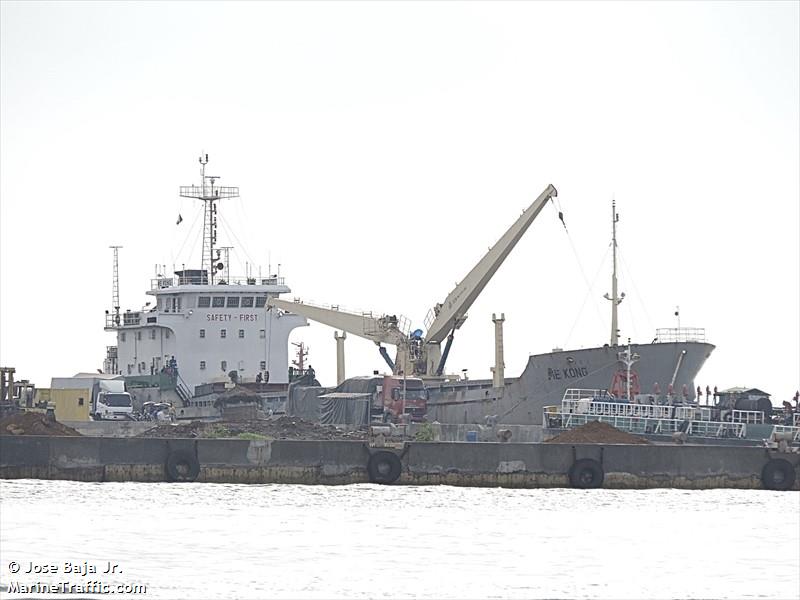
(103, 155), (307, 396)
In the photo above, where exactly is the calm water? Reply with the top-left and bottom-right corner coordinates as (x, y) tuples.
(0, 480), (798, 599)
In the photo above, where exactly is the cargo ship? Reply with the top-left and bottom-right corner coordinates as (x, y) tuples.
(273, 193), (714, 425)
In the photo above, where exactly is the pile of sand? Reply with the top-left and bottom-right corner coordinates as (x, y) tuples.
(0, 411), (82, 436)
(545, 420), (650, 444)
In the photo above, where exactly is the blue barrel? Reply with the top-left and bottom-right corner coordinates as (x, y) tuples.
(465, 430), (478, 442)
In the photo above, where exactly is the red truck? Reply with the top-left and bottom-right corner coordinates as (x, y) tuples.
(376, 375), (428, 423)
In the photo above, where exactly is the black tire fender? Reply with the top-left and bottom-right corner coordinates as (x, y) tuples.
(568, 458), (604, 489)
(165, 450), (200, 482)
(367, 451), (402, 484)
(761, 459), (796, 491)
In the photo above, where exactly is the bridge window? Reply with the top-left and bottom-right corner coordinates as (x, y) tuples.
(241, 297), (254, 308)
(78, 398), (84, 406)
(198, 296), (211, 308)
(212, 297), (225, 308)
(238, 329), (245, 338)
(227, 297), (239, 308)
(200, 360), (206, 370)
(136, 331), (142, 341)
(260, 360), (266, 370)
(165, 330), (170, 339)
(221, 360), (227, 371)
(199, 329), (205, 338)
(149, 329), (156, 340)
(220, 329), (227, 338)
(120, 333), (126, 342)
(259, 329), (265, 339)
(255, 296), (267, 308)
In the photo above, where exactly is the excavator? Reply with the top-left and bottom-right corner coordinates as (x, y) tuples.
(268, 184), (559, 379)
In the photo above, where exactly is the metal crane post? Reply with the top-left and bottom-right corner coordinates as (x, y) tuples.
(334, 331), (346, 385)
(491, 313), (506, 388)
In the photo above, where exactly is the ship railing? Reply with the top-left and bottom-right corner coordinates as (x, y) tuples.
(151, 275), (285, 289)
(730, 409), (766, 424)
(772, 425), (800, 443)
(179, 185), (240, 199)
(561, 398), (673, 419)
(543, 410), (747, 439)
(687, 419), (746, 439)
(122, 312), (141, 327)
(674, 406), (710, 421)
(654, 327), (706, 343)
(674, 406), (766, 424)
(562, 388), (613, 402)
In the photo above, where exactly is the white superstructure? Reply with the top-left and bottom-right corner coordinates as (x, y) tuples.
(103, 155), (307, 396)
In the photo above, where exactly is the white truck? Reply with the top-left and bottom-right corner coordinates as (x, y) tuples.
(51, 374), (134, 421)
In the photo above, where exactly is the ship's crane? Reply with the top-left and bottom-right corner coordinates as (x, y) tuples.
(268, 184), (558, 378)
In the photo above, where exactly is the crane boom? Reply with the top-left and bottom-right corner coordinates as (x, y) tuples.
(424, 184), (558, 343)
(268, 298), (407, 346)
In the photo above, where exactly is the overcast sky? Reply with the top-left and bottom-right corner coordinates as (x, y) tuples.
(1, 1), (798, 401)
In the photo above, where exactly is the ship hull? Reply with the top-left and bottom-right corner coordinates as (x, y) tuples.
(426, 341), (715, 425)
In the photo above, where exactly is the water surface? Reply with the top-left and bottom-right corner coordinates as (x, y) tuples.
(1, 480), (798, 599)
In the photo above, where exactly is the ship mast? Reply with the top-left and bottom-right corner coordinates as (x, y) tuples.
(604, 199), (625, 346)
(180, 154), (239, 284)
(109, 245), (122, 326)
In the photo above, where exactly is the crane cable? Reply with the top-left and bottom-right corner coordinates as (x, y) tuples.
(618, 251), (656, 340)
(549, 200), (609, 348)
(217, 213), (258, 273)
(171, 207), (204, 270)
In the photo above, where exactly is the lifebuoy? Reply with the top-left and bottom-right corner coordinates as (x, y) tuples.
(367, 451), (402, 484)
(761, 459), (796, 491)
(165, 450), (200, 482)
(568, 458), (604, 489)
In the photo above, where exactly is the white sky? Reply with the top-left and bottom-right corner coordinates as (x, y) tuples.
(1, 1), (798, 400)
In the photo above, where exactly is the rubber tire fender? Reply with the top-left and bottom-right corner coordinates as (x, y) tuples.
(165, 450), (200, 482)
(761, 458), (796, 491)
(367, 451), (402, 484)
(568, 458), (604, 489)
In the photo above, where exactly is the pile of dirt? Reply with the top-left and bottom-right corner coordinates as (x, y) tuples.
(214, 386), (261, 408)
(0, 411), (82, 437)
(545, 420), (650, 445)
(138, 415), (368, 441)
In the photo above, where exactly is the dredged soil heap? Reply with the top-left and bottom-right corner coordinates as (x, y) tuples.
(545, 420), (650, 444)
(0, 412), (82, 436)
(139, 415), (368, 441)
